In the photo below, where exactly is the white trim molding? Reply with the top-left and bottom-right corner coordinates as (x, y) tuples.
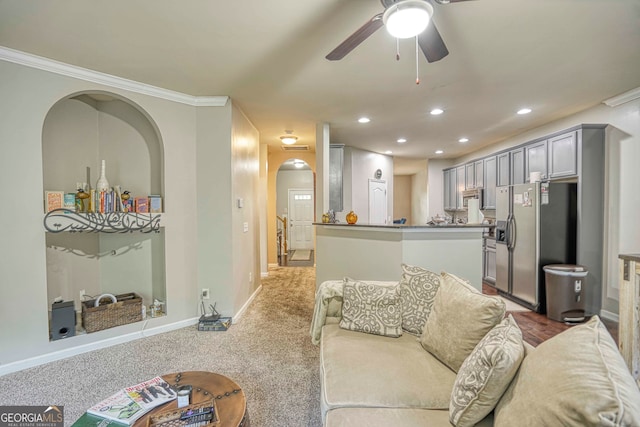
(232, 285), (263, 323)
(603, 87), (640, 107)
(0, 46), (228, 107)
(600, 309), (620, 323)
(0, 317), (199, 377)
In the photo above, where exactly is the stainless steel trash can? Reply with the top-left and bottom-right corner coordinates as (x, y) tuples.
(543, 264), (588, 323)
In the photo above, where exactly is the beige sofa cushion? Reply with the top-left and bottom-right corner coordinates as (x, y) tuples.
(450, 314), (524, 427)
(495, 315), (640, 426)
(420, 272), (506, 372)
(325, 407), (493, 427)
(399, 263), (441, 335)
(321, 324), (456, 415)
(339, 278), (402, 337)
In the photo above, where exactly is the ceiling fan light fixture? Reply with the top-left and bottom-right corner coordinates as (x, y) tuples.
(280, 135), (298, 145)
(383, 0), (434, 39)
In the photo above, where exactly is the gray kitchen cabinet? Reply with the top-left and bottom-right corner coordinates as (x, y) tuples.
(510, 148), (525, 184)
(449, 169), (458, 210)
(483, 238), (497, 284)
(525, 140), (548, 181)
(443, 169), (451, 210)
(483, 156), (497, 209)
(474, 160), (484, 189)
(456, 166), (465, 208)
(497, 152), (510, 186)
(548, 131), (578, 178)
(465, 163), (475, 189)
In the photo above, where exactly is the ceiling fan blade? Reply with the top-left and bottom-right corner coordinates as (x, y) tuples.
(418, 20), (449, 63)
(326, 13), (384, 61)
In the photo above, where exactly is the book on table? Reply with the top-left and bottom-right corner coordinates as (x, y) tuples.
(85, 376), (176, 425)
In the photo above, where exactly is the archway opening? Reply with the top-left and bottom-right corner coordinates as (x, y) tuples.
(275, 159), (315, 266)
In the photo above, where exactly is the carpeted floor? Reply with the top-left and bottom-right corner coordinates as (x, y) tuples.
(0, 266), (322, 427)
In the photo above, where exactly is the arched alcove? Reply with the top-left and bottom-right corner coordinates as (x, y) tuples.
(267, 151), (316, 265)
(42, 91), (166, 340)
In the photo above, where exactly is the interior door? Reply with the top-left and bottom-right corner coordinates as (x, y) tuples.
(368, 179), (387, 224)
(288, 189), (314, 250)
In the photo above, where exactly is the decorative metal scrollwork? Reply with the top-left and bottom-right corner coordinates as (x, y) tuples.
(44, 209), (161, 233)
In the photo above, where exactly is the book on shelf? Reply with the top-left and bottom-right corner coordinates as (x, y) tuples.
(149, 195), (162, 213)
(86, 376), (176, 425)
(44, 191), (64, 213)
(64, 193), (76, 211)
(135, 197), (149, 213)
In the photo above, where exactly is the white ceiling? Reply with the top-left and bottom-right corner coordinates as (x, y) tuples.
(1, 0), (639, 168)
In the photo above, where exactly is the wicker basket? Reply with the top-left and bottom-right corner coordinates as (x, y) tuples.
(82, 292), (143, 333)
(147, 399), (220, 427)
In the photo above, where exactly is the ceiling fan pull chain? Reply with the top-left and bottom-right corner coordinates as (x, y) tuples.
(415, 36), (420, 85)
(396, 38), (400, 61)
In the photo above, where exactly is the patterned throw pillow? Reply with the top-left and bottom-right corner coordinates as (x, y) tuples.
(420, 272), (506, 372)
(449, 315), (525, 427)
(339, 278), (402, 338)
(399, 264), (441, 335)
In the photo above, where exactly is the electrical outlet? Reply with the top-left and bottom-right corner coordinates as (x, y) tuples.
(201, 288), (210, 300)
(249, 272), (253, 283)
(80, 289), (86, 301)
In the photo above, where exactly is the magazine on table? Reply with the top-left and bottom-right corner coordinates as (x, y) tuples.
(86, 376), (176, 425)
(124, 376), (176, 410)
(86, 390), (145, 425)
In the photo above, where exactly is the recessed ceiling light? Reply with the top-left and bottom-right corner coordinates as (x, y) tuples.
(435, 150), (444, 154)
(430, 108), (444, 115)
(385, 150), (393, 155)
(458, 137), (469, 143)
(397, 138), (407, 143)
(517, 108), (532, 115)
(358, 117), (371, 123)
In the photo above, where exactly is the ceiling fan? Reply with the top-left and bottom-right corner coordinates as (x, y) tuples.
(326, 0), (474, 63)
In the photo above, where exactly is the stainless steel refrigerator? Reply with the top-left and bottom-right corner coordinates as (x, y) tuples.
(495, 182), (577, 312)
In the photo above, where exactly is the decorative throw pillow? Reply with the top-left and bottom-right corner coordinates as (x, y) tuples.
(399, 263), (441, 335)
(339, 278), (402, 338)
(420, 272), (506, 372)
(449, 315), (525, 427)
(494, 316), (640, 427)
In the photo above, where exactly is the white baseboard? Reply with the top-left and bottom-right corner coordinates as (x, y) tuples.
(232, 285), (262, 323)
(0, 317), (199, 377)
(261, 271), (269, 278)
(600, 309), (619, 323)
(268, 263), (279, 268)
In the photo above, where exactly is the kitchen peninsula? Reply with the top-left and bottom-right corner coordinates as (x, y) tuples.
(314, 223), (491, 290)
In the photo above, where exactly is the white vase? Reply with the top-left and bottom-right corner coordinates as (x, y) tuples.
(96, 160), (110, 192)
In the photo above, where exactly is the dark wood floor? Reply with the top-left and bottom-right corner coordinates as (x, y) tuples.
(483, 283), (618, 347)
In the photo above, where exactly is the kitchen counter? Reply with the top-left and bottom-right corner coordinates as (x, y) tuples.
(314, 222), (485, 290)
(314, 222), (495, 229)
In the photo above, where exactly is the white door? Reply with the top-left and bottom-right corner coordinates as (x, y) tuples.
(288, 189), (314, 250)
(369, 179), (387, 225)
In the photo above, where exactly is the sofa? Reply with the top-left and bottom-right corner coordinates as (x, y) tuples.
(310, 264), (640, 427)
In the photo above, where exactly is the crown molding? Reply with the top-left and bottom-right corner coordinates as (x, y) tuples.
(603, 87), (640, 107)
(0, 46), (228, 107)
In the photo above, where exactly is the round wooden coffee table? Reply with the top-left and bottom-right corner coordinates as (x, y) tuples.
(134, 371), (248, 427)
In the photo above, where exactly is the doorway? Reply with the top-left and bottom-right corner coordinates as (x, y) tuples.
(288, 189), (314, 250)
(369, 179), (388, 224)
